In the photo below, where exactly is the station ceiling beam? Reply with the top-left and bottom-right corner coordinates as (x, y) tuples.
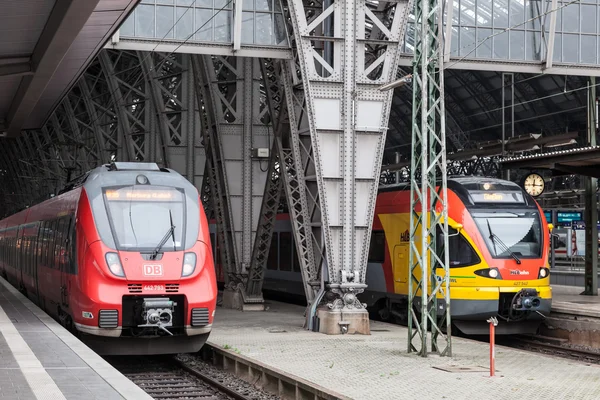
(5, 0), (102, 138)
(501, 146), (600, 171)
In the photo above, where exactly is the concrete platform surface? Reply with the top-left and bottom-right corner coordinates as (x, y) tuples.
(209, 301), (600, 400)
(0, 277), (152, 400)
(552, 284), (600, 317)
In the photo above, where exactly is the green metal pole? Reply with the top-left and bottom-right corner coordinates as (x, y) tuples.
(408, 0), (451, 356)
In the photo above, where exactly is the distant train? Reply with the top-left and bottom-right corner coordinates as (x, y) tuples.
(210, 176), (552, 335)
(0, 162), (217, 355)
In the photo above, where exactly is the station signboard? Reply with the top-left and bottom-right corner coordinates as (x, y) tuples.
(556, 211), (582, 226)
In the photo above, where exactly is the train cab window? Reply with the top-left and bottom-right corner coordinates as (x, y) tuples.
(267, 233), (278, 271)
(102, 186), (186, 251)
(473, 211), (542, 258)
(436, 227), (480, 268)
(279, 232), (292, 271)
(368, 231), (386, 263)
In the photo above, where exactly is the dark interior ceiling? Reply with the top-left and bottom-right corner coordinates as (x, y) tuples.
(383, 68), (591, 165)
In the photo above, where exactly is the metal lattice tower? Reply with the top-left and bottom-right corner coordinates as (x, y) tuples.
(407, 0), (451, 356)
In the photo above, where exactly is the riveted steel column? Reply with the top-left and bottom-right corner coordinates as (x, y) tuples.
(191, 55), (238, 287)
(286, 0), (412, 333)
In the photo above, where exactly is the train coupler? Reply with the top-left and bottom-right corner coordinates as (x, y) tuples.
(511, 289), (541, 312)
(138, 298), (177, 336)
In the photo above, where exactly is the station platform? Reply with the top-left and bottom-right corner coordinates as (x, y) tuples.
(207, 300), (600, 400)
(0, 277), (151, 400)
(551, 284), (600, 317)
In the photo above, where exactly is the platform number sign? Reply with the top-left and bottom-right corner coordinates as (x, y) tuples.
(144, 264), (163, 276)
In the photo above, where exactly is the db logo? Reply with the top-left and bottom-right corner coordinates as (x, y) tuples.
(144, 264), (163, 276)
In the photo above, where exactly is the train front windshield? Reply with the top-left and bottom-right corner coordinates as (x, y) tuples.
(103, 186), (186, 251)
(473, 211), (543, 259)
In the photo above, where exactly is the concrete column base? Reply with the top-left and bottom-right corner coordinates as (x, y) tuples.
(316, 308), (370, 335)
(221, 288), (265, 311)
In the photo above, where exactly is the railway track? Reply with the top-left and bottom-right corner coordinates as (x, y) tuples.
(106, 355), (255, 400)
(498, 336), (600, 364)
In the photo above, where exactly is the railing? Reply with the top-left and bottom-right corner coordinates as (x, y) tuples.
(552, 255), (594, 272)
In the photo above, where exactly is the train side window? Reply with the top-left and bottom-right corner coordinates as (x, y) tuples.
(368, 231), (386, 263)
(267, 233), (278, 271)
(279, 232), (292, 271)
(436, 227), (481, 268)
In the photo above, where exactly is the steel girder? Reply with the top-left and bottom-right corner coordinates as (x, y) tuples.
(264, 58), (325, 308)
(285, 0), (412, 317)
(138, 52), (207, 192)
(191, 55), (274, 298)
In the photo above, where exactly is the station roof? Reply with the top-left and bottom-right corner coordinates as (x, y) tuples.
(384, 69), (591, 166)
(500, 146), (600, 179)
(0, 0), (139, 138)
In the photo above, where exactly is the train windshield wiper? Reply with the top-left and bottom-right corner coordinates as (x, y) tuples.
(486, 219), (521, 264)
(151, 210), (176, 260)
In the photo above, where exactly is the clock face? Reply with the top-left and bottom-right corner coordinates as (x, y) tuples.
(523, 173), (545, 197)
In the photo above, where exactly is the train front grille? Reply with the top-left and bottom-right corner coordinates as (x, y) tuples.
(98, 310), (119, 328)
(191, 308), (209, 327)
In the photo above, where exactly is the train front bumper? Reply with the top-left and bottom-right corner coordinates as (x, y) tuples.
(411, 285), (552, 320)
(451, 285), (552, 320)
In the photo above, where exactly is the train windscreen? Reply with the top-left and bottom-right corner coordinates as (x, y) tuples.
(472, 211), (542, 258)
(102, 186), (186, 252)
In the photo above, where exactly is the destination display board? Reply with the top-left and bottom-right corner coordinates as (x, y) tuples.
(104, 187), (183, 202)
(470, 191), (525, 204)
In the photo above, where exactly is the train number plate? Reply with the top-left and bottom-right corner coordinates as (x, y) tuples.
(144, 264), (163, 276)
(143, 285), (165, 291)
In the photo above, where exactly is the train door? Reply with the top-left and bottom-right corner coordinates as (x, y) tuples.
(46, 219), (62, 312)
(393, 244), (409, 293)
(60, 216), (73, 310)
(12, 226), (23, 287)
(18, 228), (26, 290)
(32, 222), (42, 304)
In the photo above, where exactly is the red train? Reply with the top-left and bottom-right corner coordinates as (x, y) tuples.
(0, 162), (217, 355)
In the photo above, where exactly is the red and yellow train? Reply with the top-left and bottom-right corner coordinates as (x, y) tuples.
(211, 176), (552, 335)
(0, 162), (217, 355)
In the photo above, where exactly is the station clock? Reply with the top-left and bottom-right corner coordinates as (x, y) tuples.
(523, 173), (545, 197)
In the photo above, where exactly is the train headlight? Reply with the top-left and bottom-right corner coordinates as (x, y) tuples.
(538, 267), (549, 279)
(105, 252), (125, 277)
(474, 268), (501, 279)
(182, 253), (197, 277)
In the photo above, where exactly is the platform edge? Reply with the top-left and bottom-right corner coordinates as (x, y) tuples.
(205, 341), (353, 400)
(0, 277), (153, 400)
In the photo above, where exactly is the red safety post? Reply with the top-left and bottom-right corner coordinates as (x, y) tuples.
(487, 316), (498, 377)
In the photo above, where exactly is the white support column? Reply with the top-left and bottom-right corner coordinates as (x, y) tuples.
(286, 0), (412, 334)
(544, 0), (559, 70)
(443, 0), (455, 63)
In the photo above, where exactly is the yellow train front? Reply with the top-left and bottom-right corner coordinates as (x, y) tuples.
(376, 176), (552, 335)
